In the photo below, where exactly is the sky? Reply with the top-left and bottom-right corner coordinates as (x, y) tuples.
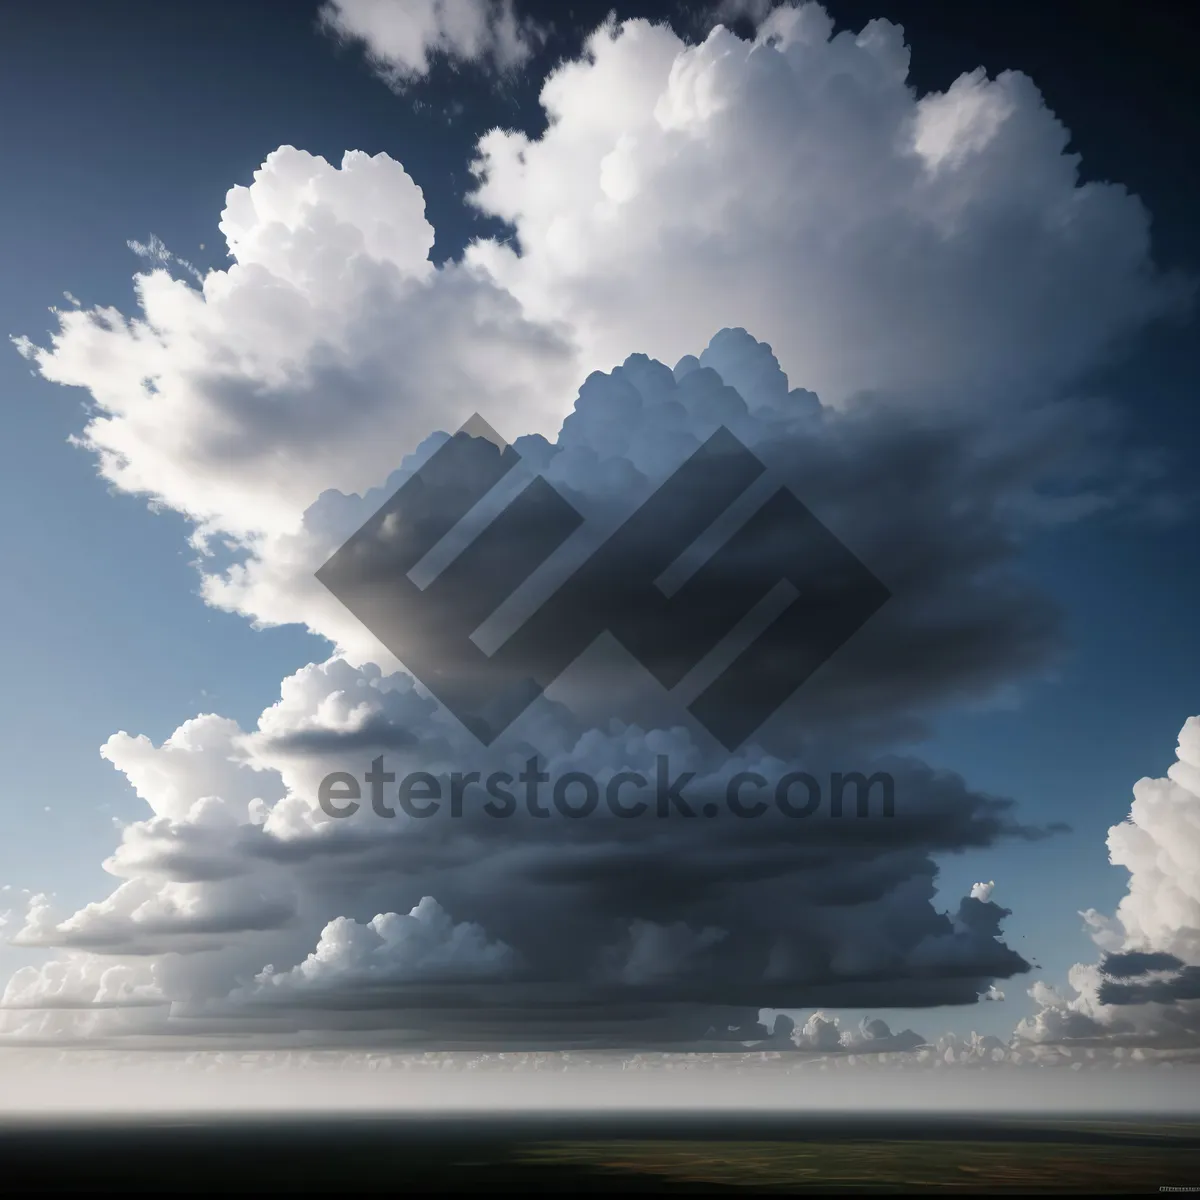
(0, 0), (1198, 1077)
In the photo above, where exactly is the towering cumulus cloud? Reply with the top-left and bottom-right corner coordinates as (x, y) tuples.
(464, 4), (1185, 407)
(5, 4), (1186, 1051)
(1019, 717), (1200, 1050)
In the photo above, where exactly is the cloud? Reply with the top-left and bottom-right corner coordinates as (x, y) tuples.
(603, 920), (728, 987)
(839, 1015), (927, 1053)
(0, 641), (1045, 1048)
(127, 234), (202, 283)
(289, 332), (1086, 748)
(5, 5), (1187, 1051)
(757, 1010), (927, 1053)
(100, 713), (282, 824)
(14, 145), (578, 545)
(253, 897), (516, 992)
(11, 877), (297, 953)
(465, 5), (1188, 411)
(319, 0), (543, 87)
(1020, 716), (1200, 1048)
(3, 956), (163, 1011)
(709, 0), (782, 28)
(0, 955), (168, 1045)
(16, 5), (1184, 549)
(795, 1010), (842, 1051)
(1100, 950), (1187, 979)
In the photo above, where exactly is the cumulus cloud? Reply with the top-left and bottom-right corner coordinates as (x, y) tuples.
(465, 5), (1187, 410)
(840, 1015), (927, 1053)
(1020, 717), (1200, 1049)
(319, 0), (543, 87)
(15, 6), (1184, 551)
(3, 956), (162, 1011)
(5, 5), (1187, 1051)
(794, 1010), (843, 1051)
(756, 1011), (927, 1053)
(0, 639), (1045, 1048)
(287, 331), (1093, 749)
(14, 145), (578, 545)
(254, 897), (515, 993)
(0, 954), (168, 1045)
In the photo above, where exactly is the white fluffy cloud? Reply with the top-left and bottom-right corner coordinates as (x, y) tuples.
(758, 1010), (926, 1053)
(465, 6), (1185, 410)
(320, 0), (542, 86)
(1020, 716), (1200, 1048)
(100, 713), (282, 824)
(16, 5), (1183, 555)
(1103, 717), (1200, 963)
(255, 897), (515, 992)
(16, 145), (577, 544)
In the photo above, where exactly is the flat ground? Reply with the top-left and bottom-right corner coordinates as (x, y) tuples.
(2, 1113), (1198, 1192)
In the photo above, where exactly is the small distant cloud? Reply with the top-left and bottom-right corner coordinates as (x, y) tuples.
(711, 0), (779, 26)
(128, 234), (203, 283)
(319, 0), (545, 90)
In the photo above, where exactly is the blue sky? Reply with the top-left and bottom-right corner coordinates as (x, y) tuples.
(0, 0), (1197, 1055)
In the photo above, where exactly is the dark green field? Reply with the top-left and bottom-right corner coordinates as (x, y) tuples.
(2, 1114), (1198, 1192)
(522, 1127), (1200, 1192)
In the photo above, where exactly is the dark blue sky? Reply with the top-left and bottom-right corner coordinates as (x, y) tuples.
(0, 0), (1196, 1039)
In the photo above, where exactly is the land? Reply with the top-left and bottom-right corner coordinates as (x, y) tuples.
(1, 1113), (1197, 1192)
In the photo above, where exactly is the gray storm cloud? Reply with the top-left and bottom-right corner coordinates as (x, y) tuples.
(5, 4), (1189, 1053)
(3, 332), (1076, 1048)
